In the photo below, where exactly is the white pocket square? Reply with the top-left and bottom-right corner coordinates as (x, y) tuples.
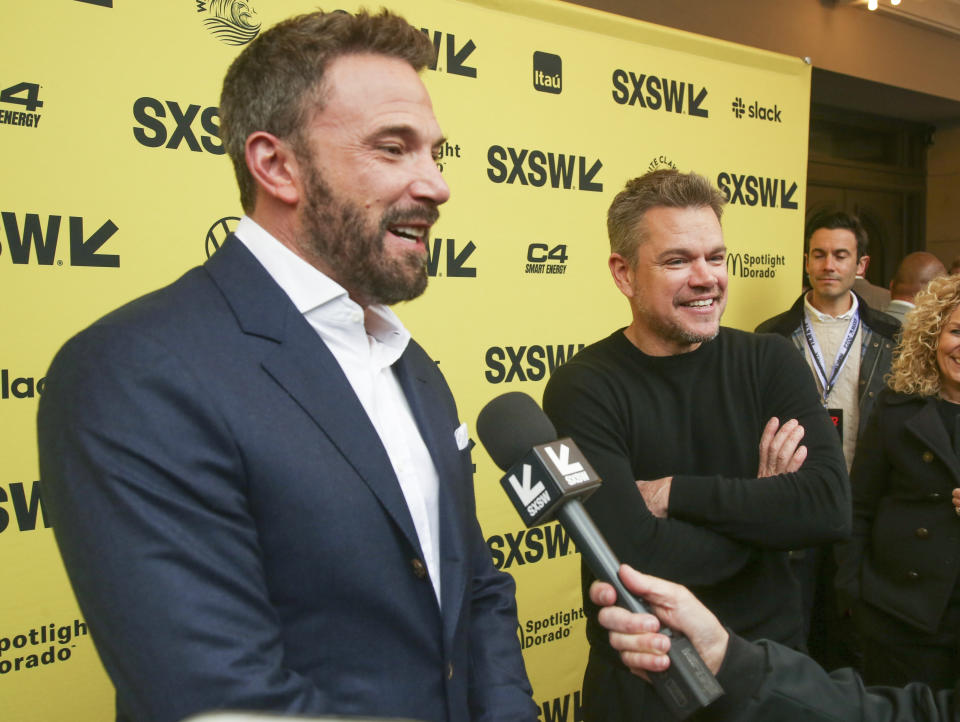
(454, 422), (470, 451)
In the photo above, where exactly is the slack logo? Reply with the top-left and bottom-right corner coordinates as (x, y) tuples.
(533, 51), (562, 94)
(731, 97), (783, 123)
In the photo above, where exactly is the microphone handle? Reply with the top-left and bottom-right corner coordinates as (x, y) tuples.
(556, 500), (723, 719)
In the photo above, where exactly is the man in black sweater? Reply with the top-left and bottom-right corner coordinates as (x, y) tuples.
(542, 169), (849, 722)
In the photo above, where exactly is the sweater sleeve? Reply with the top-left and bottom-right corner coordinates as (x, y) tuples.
(668, 334), (850, 550)
(543, 360), (755, 587)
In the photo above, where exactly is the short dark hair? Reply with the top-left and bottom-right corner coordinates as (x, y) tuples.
(219, 10), (435, 211)
(805, 212), (869, 259)
(607, 169), (726, 265)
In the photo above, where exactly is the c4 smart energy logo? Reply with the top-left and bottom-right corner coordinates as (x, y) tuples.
(196, 0), (260, 46)
(205, 217), (240, 259)
(0, 81), (43, 130)
(525, 243), (567, 275)
(731, 97), (782, 123)
(533, 52), (562, 94)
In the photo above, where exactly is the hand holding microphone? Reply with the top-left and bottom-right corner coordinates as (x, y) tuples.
(476, 392), (723, 720)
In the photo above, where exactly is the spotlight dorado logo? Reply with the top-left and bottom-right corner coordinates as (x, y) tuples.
(195, 0), (260, 46)
(726, 251), (786, 279)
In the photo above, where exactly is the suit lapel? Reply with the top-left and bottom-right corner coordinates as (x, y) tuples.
(394, 349), (467, 630)
(204, 237), (424, 556)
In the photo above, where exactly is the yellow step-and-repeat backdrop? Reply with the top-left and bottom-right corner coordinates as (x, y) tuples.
(1, 1), (809, 719)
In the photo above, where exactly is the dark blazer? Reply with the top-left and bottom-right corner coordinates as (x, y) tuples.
(695, 633), (960, 722)
(835, 389), (960, 633)
(37, 237), (535, 722)
(755, 292), (900, 439)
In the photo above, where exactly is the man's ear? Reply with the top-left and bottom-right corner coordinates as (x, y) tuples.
(245, 131), (301, 206)
(857, 254), (870, 277)
(609, 253), (636, 298)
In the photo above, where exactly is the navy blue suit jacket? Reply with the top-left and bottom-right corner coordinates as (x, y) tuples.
(37, 237), (535, 722)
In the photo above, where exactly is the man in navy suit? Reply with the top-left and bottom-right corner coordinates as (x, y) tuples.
(37, 10), (535, 722)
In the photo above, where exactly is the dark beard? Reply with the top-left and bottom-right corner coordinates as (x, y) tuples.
(299, 163), (437, 306)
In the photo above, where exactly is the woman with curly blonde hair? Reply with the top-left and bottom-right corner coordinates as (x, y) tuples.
(836, 273), (960, 689)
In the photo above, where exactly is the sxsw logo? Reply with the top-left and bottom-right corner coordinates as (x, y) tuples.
(533, 51), (562, 94)
(544, 443), (589, 486)
(1, 212), (119, 267)
(717, 172), (798, 210)
(508, 464), (548, 510)
(0, 481), (49, 534)
(487, 523), (576, 569)
(487, 146), (602, 192)
(421, 28), (476, 78)
(425, 238), (476, 278)
(133, 97), (224, 154)
(611, 69), (708, 118)
(484, 344), (585, 383)
(731, 96), (782, 123)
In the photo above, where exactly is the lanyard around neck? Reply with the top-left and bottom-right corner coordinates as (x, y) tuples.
(802, 310), (860, 405)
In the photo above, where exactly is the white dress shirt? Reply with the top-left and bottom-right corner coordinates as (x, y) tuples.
(234, 216), (443, 606)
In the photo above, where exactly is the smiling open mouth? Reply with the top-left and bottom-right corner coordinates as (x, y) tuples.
(389, 225), (426, 243)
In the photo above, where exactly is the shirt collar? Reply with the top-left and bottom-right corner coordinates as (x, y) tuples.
(232, 215), (411, 353)
(804, 290), (859, 322)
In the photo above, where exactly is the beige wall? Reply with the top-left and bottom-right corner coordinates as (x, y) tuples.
(928, 126), (960, 267)
(570, 0), (960, 260)
(570, 0), (960, 104)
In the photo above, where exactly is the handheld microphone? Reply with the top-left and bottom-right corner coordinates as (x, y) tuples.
(476, 392), (723, 720)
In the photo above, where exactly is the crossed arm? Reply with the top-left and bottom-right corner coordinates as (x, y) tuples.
(637, 416), (808, 518)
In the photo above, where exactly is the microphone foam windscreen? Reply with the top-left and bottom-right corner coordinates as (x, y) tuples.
(476, 392), (557, 471)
